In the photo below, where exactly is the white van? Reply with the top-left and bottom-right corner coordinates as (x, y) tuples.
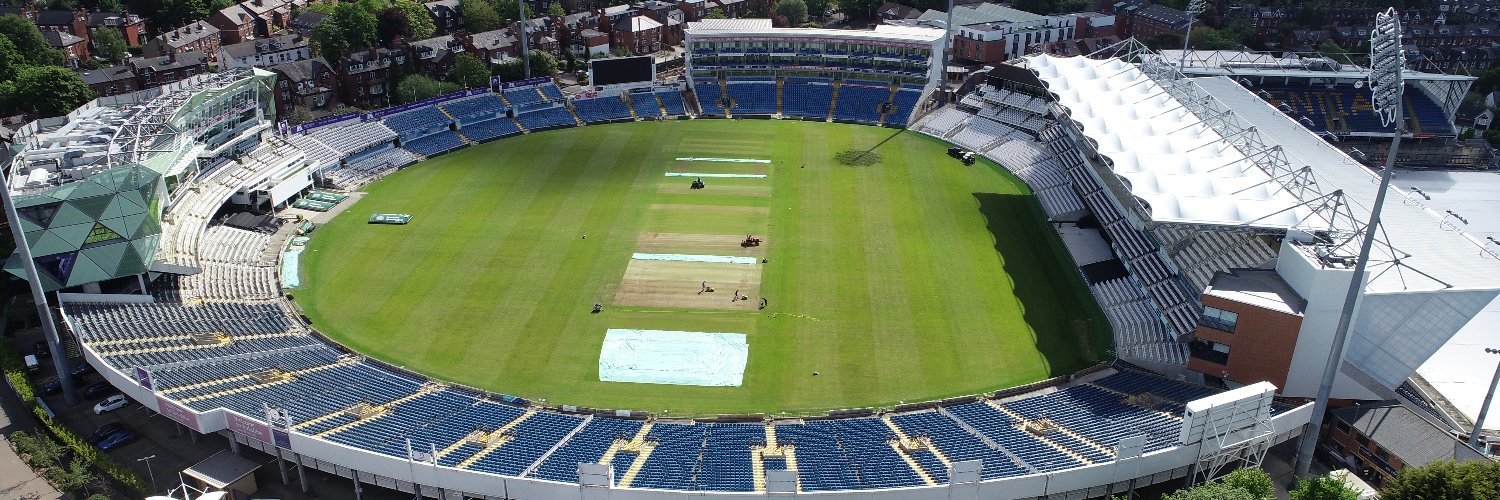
(23, 355), (39, 374)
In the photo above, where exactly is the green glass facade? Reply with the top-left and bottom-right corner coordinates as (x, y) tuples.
(4, 164), (165, 291)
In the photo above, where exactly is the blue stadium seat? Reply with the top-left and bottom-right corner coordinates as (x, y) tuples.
(516, 106), (577, 130)
(658, 91), (686, 115)
(461, 117), (522, 143)
(725, 81), (777, 115)
(404, 130), (465, 157)
(441, 95), (508, 125)
(573, 96), (633, 123)
(833, 84), (889, 124)
(629, 92), (663, 118)
(782, 79), (833, 119)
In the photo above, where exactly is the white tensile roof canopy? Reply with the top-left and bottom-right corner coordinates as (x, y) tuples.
(1026, 54), (1321, 230)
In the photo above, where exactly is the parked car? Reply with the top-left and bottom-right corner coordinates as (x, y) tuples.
(41, 377), (85, 395)
(70, 361), (96, 377)
(32, 341), (49, 358)
(83, 381), (114, 399)
(92, 394), (128, 414)
(97, 429), (137, 450)
(23, 354), (39, 374)
(86, 422), (127, 444)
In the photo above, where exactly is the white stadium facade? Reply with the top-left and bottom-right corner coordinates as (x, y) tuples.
(10, 22), (1499, 499)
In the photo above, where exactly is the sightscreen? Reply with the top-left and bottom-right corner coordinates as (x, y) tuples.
(591, 56), (655, 86)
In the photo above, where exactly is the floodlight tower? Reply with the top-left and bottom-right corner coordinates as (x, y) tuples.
(0, 166), (79, 405)
(520, 0), (532, 79)
(1176, 0), (1208, 72)
(1294, 7), (1406, 477)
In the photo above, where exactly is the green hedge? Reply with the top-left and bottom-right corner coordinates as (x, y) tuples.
(1, 342), (151, 496)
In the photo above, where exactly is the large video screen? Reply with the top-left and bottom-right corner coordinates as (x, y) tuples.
(591, 56), (655, 86)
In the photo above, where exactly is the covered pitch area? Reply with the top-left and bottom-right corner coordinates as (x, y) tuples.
(295, 119), (1109, 415)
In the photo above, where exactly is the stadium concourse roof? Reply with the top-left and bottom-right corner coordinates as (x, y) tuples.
(684, 18), (943, 44)
(1401, 170), (1500, 434)
(1156, 49), (1476, 82)
(1026, 54), (1322, 230)
(1193, 76), (1500, 294)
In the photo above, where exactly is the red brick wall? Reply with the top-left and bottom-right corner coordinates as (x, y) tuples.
(1187, 295), (1301, 390)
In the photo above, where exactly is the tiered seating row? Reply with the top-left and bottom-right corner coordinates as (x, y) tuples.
(403, 130), (465, 157)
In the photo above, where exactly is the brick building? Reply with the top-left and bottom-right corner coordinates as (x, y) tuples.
(218, 33), (310, 69)
(269, 57), (338, 117)
(1185, 269), (1305, 390)
(1326, 403), (1488, 488)
(614, 15), (664, 55)
(77, 65), (139, 97)
(130, 51), (210, 87)
(338, 47), (403, 108)
(44, 31), (89, 67)
(144, 21), (222, 63)
(424, 0), (464, 35)
(1120, 3), (1192, 41)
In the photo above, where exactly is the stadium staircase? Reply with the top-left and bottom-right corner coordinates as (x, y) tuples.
(751, 424), (799, 492)
(877, 84), (899, 124)
(1089, 383), (1183, 420)
(598, 420), (654, 467)
(455, 408), (538, 468)
(987, 401), (1095, 465)
(174, 356), (348, 404)
(719, 78), (733, 118)
(775, 78), (785, 116)
(455, 130), (474, 144)
(653, 93), (668, 117)
(826, 81), (841, 122)
(614, 426), (661, 488)
(623, 93), (639, 120)
(96, 331), (304, 358)
(163, 355), (356, 398)
(882, 416), (944, 486)
(510, 116), (529, 134)
(535, 87), (553, 104)
(314, 386), (439, 437)
(565, 101), (586, 126)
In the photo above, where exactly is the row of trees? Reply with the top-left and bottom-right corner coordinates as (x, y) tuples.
(1162, 460), (1500, 500)
(309, 0), (439, 61)
(392, 50), (557, 104)
(0, 15), (97, 118)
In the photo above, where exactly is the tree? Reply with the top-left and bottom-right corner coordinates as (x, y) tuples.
(91, 28), (130, 65)
(491, 51), (558, 81)
(312, 19), (350, 61)
(1165, 481), (1258, 500)
(548, 2), (566, 16)
(451, 53), (490, 88)
(1164, 469), (1273, 500)
(394, 0), (436, 39)
(461, 0), (502, 32)
(376, 8), (414, 47)
(494, 0), (533, 25)
(776, 0), (808, 25)
(287, 107), (315, 125)
(135, 0), (213, 36)
(13, 66), (96, 117)
(1380, 460), (1500, 500)
(313, 4), (380, 61)
(1290, 477), (1360, 500)
(394, 74), (461, 103)
(834, 0), (881, 21)
(0, 15), (65, 66)
(705, 7), (726, 18)
(804, 0), (829, 19)
(0, 37), (24, 83)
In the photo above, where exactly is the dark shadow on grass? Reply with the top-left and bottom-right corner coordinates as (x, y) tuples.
(833, 127), (906, 166)
(974, 192), (1114, 375)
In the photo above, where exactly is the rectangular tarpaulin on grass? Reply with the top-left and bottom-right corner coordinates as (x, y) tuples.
(674, 157), (772, 163)
(665, 172), (768, 178)
(599, 329), (748, 387)
(631, 253), (759, 265)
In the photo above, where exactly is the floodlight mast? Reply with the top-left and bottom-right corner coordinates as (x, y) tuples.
(1177, 0), (1208, 72)
(0, 170), (79, 405)
(1293, 7), (1405, 477)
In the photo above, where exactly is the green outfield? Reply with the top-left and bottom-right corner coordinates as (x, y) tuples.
(295, 119), (1109, 415)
